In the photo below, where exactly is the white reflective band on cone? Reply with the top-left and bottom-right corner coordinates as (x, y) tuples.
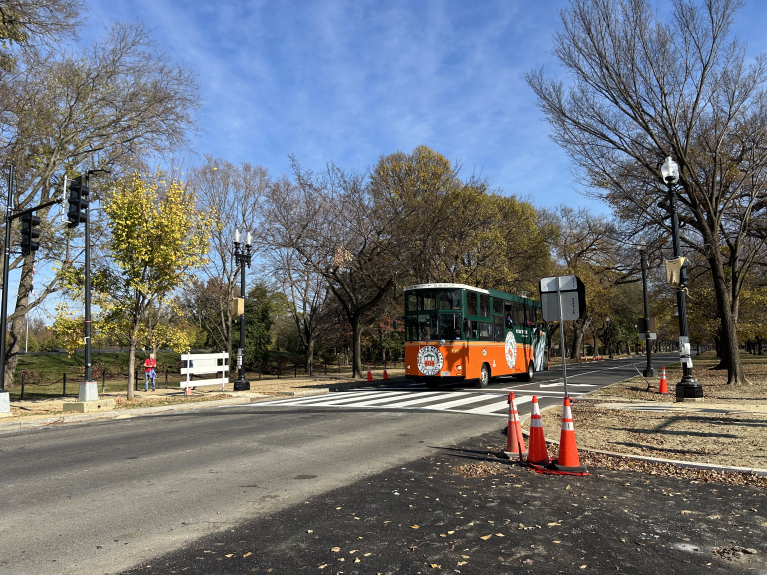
(561, 421), (574, 431)
(531, 417), (543, 428)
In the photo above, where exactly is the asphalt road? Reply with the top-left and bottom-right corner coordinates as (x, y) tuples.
(0, 352), (682, 575)
(0, 406), (501, 575)
(121, 428), (767, 575)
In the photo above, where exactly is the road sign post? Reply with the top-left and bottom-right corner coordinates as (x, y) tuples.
(540, 276), (586, 399)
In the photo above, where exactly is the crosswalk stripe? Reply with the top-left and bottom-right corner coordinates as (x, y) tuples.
(335, 391), (424, 407)
(463, 395), (532, 414)
(254, 390), (544, 417)
(262, 390), (384, 406)
(423, 394), (508, 410)
(381, 392), (466, 408)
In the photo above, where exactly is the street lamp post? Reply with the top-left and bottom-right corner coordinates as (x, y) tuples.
(638, 241), (654, 378)
(660, 156), (703, 400)
(233, 229), (252, 392)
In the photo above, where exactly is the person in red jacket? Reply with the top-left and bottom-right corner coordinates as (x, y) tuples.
(144, 353), (157, 392)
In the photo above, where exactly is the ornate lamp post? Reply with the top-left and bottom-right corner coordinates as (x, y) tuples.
(233, 229), (252, 391)
(638, 241), (654, 377)
(660, 157), (703, 400)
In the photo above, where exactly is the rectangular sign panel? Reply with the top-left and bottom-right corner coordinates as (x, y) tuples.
(638, 333), (657, 340)
(540, 275), (577, 293)
(541, 291), (582, 321)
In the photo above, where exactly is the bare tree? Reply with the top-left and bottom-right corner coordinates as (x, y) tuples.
(0, 21), (199, 386)
(187, 156), (269, 364)
(0, 0), (84, 70)
(265, 245), (331, 375)
(265, 167), (399, 378)
(527, 0), (767, 384)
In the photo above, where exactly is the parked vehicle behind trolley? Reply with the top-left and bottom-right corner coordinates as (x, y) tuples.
(403, 283), (547, 388)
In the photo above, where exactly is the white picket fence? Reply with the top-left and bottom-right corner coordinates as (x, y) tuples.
(180, 352), (229, 390)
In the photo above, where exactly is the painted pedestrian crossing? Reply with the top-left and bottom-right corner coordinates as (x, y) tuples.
(252, 389), (583, 418)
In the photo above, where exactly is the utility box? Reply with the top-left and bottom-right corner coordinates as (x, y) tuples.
(231, 297), (244, 317)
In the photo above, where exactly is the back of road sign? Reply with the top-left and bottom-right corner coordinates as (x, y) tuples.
(539, 276), (586, 321)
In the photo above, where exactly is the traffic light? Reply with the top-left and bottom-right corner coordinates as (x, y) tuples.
(20, 212), (41, 256)
(66, 175), (90, 228)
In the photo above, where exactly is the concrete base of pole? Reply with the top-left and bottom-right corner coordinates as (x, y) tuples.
(643, 367), (656, 377)
(233, 378), (250, 392)
(0, 391), (11, 417)
(78, 381), (98, 402)
(676, 376), (704, 402)
(63, 398), (115, 413)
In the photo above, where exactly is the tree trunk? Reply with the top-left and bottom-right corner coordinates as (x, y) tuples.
(708, 256), (747, 383)
(3, 254), (36, 388)
(305, 336), (315, 376)
(351, 316), (362, 378)
(127, 337), (138, 400)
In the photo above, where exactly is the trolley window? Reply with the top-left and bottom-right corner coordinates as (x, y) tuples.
(467, 292), (478, 316)
(493, 315), (504, 341)
(480, 293), (490, 318)
(439, 313), (462, 340)
(478, 321), (493, 341)
(492, 297), (504, 314)
(438, 289), (462, 311)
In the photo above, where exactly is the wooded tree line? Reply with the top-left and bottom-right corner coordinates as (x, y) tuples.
(3, 0), (766, 395)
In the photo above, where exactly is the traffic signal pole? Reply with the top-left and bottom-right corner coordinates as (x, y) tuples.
(81, 173), (94, 399)
(0, 164), (14, 402)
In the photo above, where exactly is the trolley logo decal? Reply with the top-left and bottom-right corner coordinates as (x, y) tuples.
(417, 345), (444, 377)
(505, 331), (518, 369)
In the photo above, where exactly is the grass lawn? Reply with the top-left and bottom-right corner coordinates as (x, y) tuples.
(6, 349), (388, 400)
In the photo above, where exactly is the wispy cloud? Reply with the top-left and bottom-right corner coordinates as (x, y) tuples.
(82, 0), (767, 214)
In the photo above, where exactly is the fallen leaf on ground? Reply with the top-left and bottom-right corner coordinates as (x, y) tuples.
(224, 554), (234, 558)
(411, 525), (420, 529)
(480, 534), (492, 540)
(330, 547), (340, 552)
(243, 552), (252, 558)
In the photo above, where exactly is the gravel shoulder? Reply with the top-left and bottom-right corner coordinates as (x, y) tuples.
(531, 354), (767, 481)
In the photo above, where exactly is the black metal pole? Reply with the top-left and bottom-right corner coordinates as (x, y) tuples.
(668, 183), (702, 399)
(84, 176), (92, 384)
(0, 164), (13, 393)
(233, 240), (250, 391)
(640, 248), (654, 377)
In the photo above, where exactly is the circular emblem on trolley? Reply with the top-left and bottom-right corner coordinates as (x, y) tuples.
(417, 345), (444, 377)
(505, 331), (518, 369)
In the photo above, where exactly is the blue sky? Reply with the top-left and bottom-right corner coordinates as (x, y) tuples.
(22, 0), (767, 324)
(82, 0), (767, 214)
(83, 0), (590, 210)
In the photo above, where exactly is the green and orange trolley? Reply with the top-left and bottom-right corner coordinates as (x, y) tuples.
(403, 283), (548, 388)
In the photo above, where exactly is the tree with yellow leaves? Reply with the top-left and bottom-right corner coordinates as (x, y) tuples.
(99, 174), (211, 399)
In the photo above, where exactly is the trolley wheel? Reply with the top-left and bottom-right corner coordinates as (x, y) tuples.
(519, 361), (535, 382)
(476, 363), (490, 389)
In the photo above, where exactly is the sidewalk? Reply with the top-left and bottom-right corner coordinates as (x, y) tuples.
(0, 369), (400, 429)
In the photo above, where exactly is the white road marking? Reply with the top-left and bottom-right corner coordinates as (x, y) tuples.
(462, 395), (532, 414)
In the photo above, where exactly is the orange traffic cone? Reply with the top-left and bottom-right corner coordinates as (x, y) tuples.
(551, 397), (587, 473)
(526, 396), (549, 466)
(658, 366), (668, 394)
(583, 355), (588, 363)
(576, 357), (580, 363)
(367, 364), (373, 382)
(383, 363), (389, 380)
(503, 391), (527, 459)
